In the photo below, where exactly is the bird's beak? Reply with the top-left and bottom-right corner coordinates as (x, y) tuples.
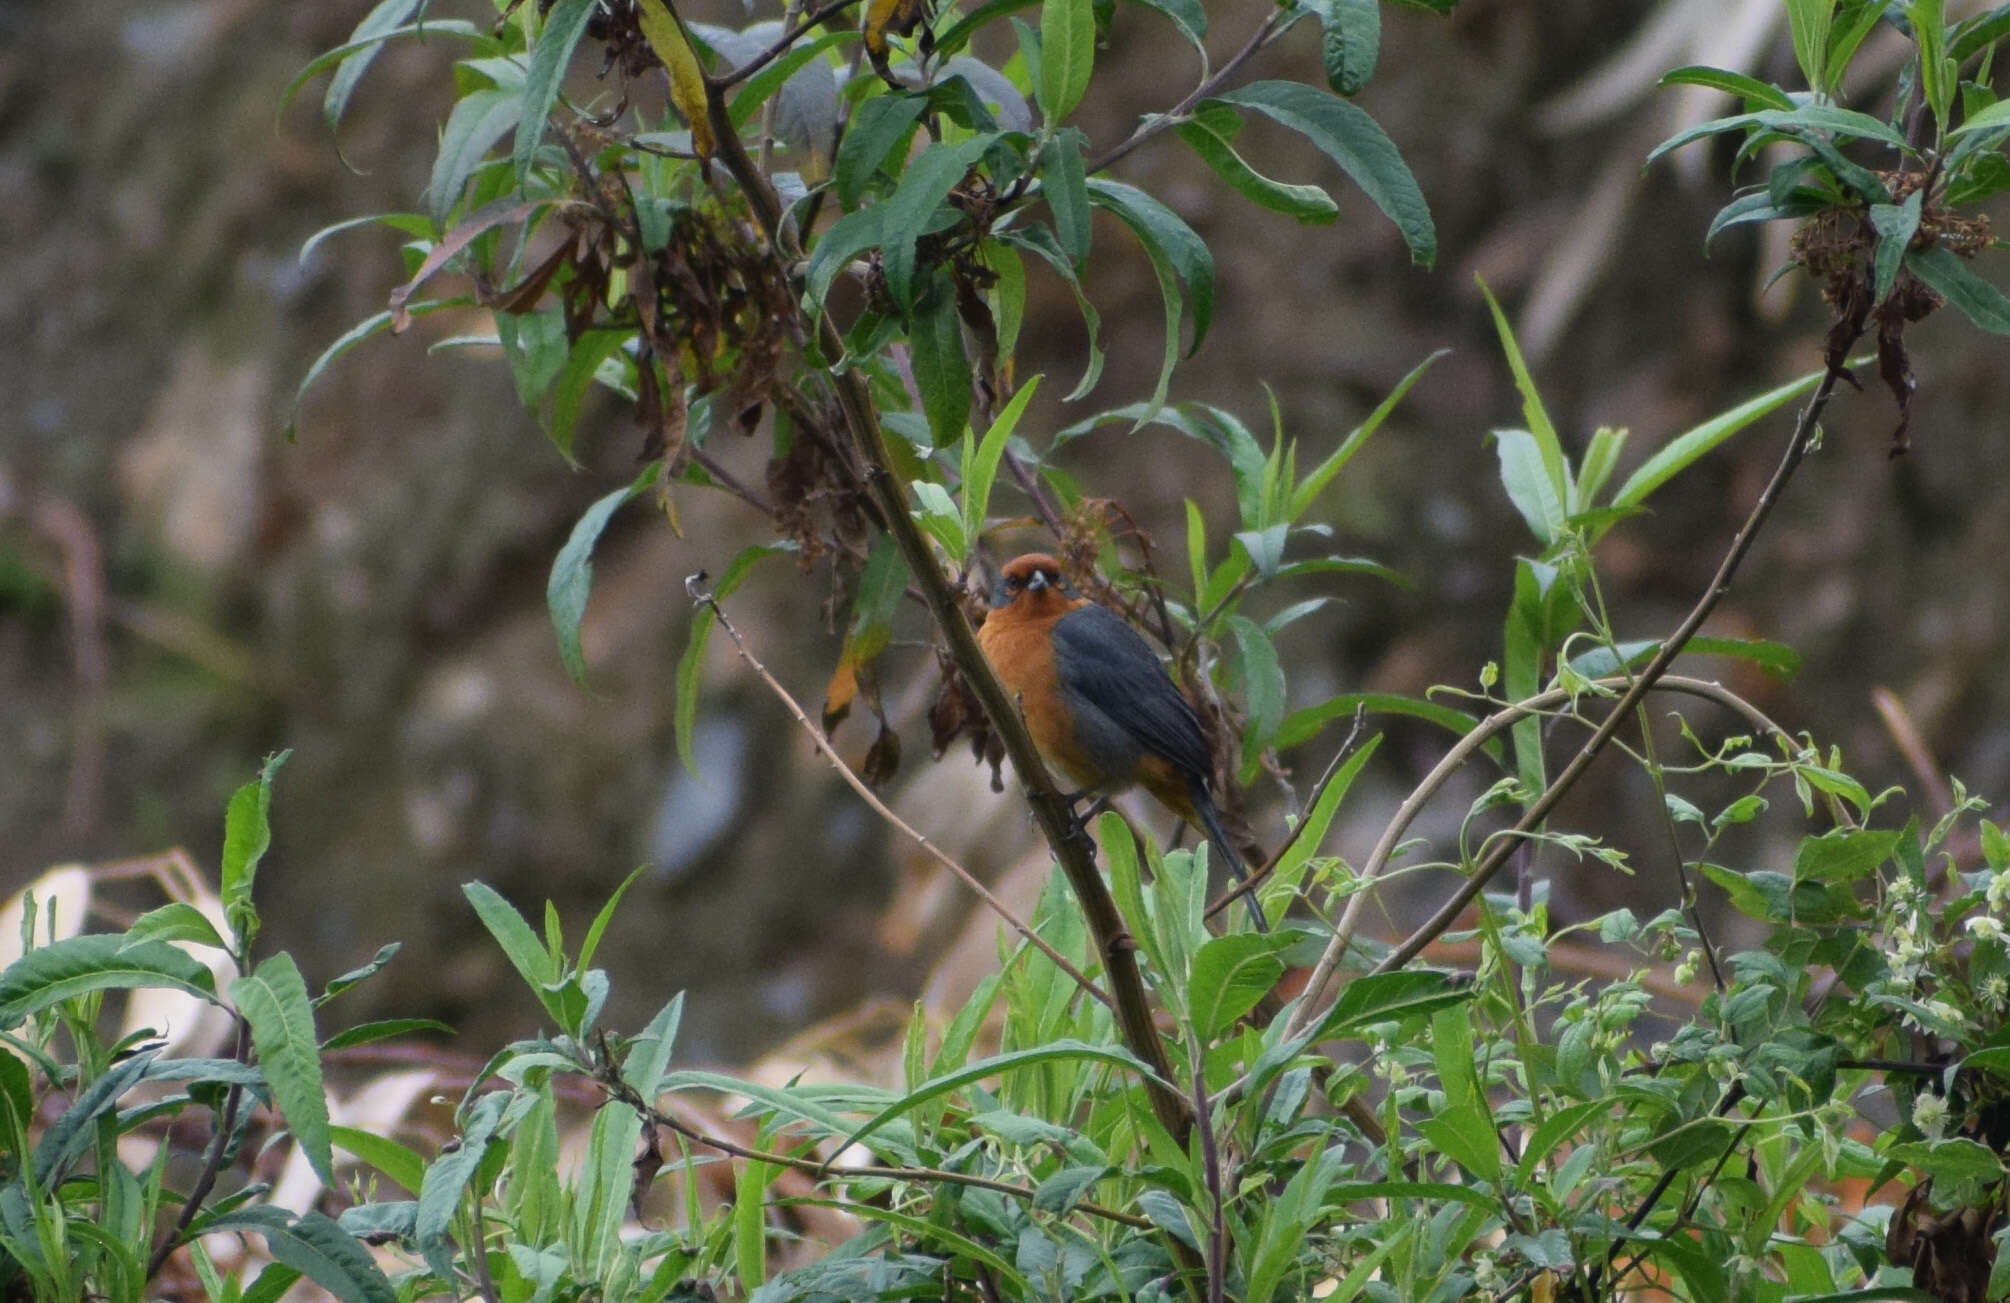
(1026, 571), (1048, 591)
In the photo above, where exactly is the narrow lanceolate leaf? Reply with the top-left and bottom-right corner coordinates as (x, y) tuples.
(233, 954), (333, 1185)
(429, 87), (523, 230)
(1213, 81), (1435, 266)
(416, 1091), (509, 1286)
(1085, 178), (1214, 352)
(636, 0), (717, 159)
(221, 751), (291, 930)
(1039, 0), (1095, 122)
(203, 1208), (395, 1303)
(1041, 130), (1092, 262)
(323, 0), (423, 136)
(1176, 107), (1338, 224)
(548, 464), (662, 688)
(1310, 0), (1379, 95)
(513, 0), (601, 185)
(1188, 934), (1293, 1039)
(0, 936), (218, 1030)
(909, 271), (973, 445)
(837, 94), (927, 208)
(881, 134), (997, 306)
(1869, 189), (1922, 305)
(1908, 246), (2010, 334)
(963, 376), (1043, 545)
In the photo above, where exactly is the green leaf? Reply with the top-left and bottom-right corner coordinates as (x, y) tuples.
(1175, 107), (1339, 224)
(1793, 828), (1900, 884)
(0, 934), (219, 1031)
(1477, 279), (1568, 522)
(1228, 615), (1286, 761)
(1658, 64), (1797, 110)
(805, 204), (886, 307)
(1308, 0), (1379, 95)
(998, 226), (1104, 398)
(1038, 0), (1095, 121)
(963, 376), (1042, 547)
(1274, 691), (1494, 758)
(280, 19), (490, 123)
(1870, 188), (1922, 304)
(1290, 349), (1443, 517)
(221, 750), (291, 941)
(547, 463), (662, 688)
(1785, 0), (1838, 92)
(1122, 0), (1205, 46)
(323, 0), (423, 135)
(331, 1124), (429, 1195)
(836, 93), (926, 208)
(545, 328), (631, 460)
(1040, 129), (1093, 261)
(1613, 364), (1830, 508)
(1907, 245), (2010, 334)
(416, 1090), (508, 1284)
(1314, 970), (1469, 1040)
(833, 1041), (1167, 1159)
(1083, 179), (1213, 420)
(429, 87), (522, 230)
(1272, 734), (1382, 886)
(1187, 933), (1293, 1038)
(623, 992), (687, 1098)
(1494, 428), (1568, 545)
(514, 0), (602, 186)
(321, 1018), (453, 1052)
(233, 955), (332, 1185)
(1646, 105), (1909, 168)
(202, 1207), (395, 1303)
(1429, 1005), (1500, 1185)
(463, 881), (557, 996)
(317, 941), (403, 1007)
(882, 134), (997, 305)
(126, 902), (227, 952)
(1213, 81), (1435, 266)
(910, 271), (972, 446)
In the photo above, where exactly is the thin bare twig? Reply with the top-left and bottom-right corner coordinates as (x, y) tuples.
(685, 575), (1114, 1011)
(1283, 671), (1831, 1045)
(1204, 706), (1366, 922)
(1086, 9), (1290, 175)
(1364, 370), (1842, 979)
(1283, 371), (1846, 1040)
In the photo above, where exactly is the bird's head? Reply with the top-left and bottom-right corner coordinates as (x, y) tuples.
(989, 552), (1077, 617)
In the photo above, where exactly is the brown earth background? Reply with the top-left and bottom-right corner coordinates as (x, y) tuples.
(3, 0), (2008, 1065)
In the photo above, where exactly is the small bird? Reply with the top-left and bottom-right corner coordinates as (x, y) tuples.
(976, 552), (1270, 930)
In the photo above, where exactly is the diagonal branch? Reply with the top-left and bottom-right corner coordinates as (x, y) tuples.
(691, 40), (1191, 1139)
(1288, 367), (1846, 1038)
(686, 576), (1114, 1010)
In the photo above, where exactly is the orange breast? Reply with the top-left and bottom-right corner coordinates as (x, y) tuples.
(977, 610), (1108, 792)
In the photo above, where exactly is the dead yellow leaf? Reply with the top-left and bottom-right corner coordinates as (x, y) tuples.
(636, 0), (716, 160)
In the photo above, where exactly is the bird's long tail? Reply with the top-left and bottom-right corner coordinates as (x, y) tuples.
(1190, 783), (1271, 932)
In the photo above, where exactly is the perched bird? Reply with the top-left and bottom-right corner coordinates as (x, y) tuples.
(976, 552), (1270, 931)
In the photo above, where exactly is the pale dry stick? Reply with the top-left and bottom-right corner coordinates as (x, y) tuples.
(1280, 673), (1817, 1046)
(1364, 374), (1842, 981)
(685, 574), (1114, 1011)
(1286, 373), (1844, 1031)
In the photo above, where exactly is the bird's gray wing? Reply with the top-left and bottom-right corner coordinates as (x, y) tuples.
(1050, 603), (1213, 781)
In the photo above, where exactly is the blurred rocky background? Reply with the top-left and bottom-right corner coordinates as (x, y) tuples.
(3, 0), (2007, 1062)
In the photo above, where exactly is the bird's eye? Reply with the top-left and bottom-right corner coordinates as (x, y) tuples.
(1005, 575), (1022, 590)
